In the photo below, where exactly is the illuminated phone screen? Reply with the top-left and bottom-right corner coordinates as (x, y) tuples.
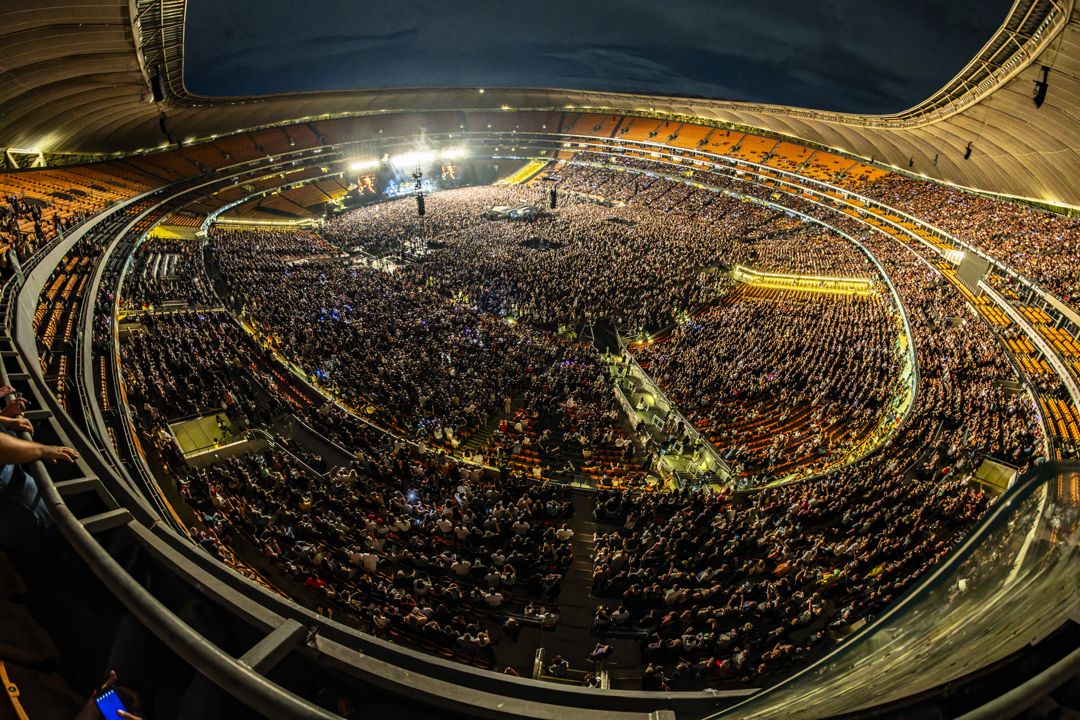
(95, 688), (128, 718)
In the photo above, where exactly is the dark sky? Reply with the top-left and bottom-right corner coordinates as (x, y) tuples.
(184, 0), (1010, 114)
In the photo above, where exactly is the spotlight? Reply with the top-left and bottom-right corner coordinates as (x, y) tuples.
(414, 166), (426, 218)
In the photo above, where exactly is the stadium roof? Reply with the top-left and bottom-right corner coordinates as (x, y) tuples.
(1, 0), (1078, 206)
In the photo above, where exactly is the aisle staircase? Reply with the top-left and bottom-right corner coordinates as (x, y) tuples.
(457, 394), (641, 485)
(537, 492), (645, 689)
(459, 415), (502, 455)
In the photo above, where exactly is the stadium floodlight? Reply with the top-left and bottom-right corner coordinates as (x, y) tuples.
(349, 159), (379, 172)
(391, 150), (435, 168)
(440, 147), (466, 160)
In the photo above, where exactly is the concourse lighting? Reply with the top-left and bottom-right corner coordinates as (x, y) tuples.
(349, 159), (379, 172)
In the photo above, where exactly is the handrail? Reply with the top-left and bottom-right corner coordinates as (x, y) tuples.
(612, 337), (733, 482)
(13, 191), (164, 520)
(982, 281), (1080, 412)
(0, 270), (340, 718)
(707, 458), (1080, 719)
(140, 130), (1055, 472)
(223, 310), (499, 475)
(506, 145), (1058, 479)
(249, 427), (329, 479)
(28, 460), (340, 720)
(196, 137), (925, 488)
(73, 147), (364, 517)
(176, 123), (1071, 327)
(4, 270), (720, 719)
(955, 646), (1080, 720)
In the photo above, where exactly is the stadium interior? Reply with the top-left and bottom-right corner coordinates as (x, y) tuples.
(0, 1), (1078, 719)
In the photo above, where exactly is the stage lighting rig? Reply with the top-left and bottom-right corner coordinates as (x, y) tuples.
(541, 175), (558, 209)
(413, 167), (425, 217)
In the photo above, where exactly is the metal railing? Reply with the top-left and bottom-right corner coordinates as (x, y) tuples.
(0, 266), (341, 719)
(705, 460), (1080, 719)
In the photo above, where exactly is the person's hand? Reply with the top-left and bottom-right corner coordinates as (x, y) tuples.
(0, 385), (16, 398)
(1, 395), (27, 417)
(43, 445), (79, 463)
(1, 416), (32, 434)
(92, 671), (143, 719)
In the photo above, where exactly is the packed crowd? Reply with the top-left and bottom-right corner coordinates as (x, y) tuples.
(584, 170), (1041, 688)
(321, 188), (506, 255)
(730, 224), (876, 278)
(845, 174), (1080, 304)
(634, 286), (902, 482)
(183, 440), (577, 669)
(415, 187), (850, 330)
(550, 161), (875, 277)
(121, 311), (271, 426)
(856, 244), (1043, 469)
(569, 149), (1080, 316)
(557, 156), (1051, 466)
(116, 301), (582, 672)
(323, 176), (886, 339)
(1, 193), (81, 257)
(207, 226), (636, 472)
(107, 158), (1051, 689)
(590, 463), (991, 687)
(120, 238), (217, 310)
(206, 227), (336, 292)
(116, 268), (584, 672)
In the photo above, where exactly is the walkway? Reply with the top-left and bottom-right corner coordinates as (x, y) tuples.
(536, 490), (644, 689)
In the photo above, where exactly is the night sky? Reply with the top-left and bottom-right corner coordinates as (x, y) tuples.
(184, 0), (1010, 115)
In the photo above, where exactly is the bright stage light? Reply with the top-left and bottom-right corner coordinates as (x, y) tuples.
(349, 159), (379, 171)
(389, 148), (465, 167)
(391, 150), (435, 168)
